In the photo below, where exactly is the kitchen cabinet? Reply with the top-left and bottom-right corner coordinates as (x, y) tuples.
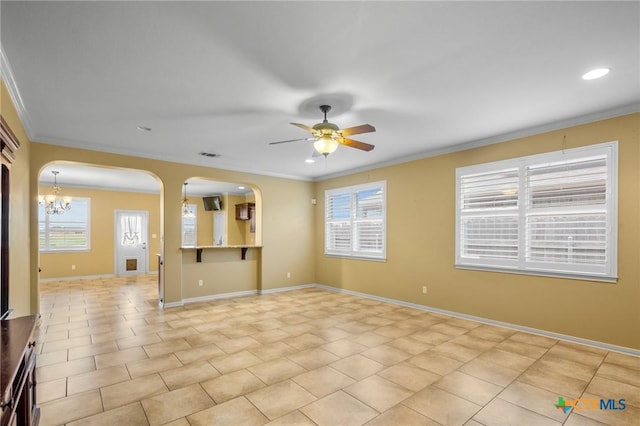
(235, 202), (255, 221)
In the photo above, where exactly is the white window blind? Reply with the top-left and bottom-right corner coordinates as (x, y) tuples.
(456, 142), (617, 281)
(39, 198), (90, 252)
(325, 181), (386, 260)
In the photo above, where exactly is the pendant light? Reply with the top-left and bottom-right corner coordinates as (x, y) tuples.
(182, 182), (194, 217)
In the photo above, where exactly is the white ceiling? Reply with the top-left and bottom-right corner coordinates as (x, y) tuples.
(2, 1), (639, 186)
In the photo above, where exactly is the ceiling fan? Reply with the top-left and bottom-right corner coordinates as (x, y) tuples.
(269, 105), (376, 156)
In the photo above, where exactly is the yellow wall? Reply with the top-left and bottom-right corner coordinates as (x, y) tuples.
(182, 248), (258, 299)
(314, 113), (640, 349)
(38, 187), (161, 279)
(1, 80), (33, 316)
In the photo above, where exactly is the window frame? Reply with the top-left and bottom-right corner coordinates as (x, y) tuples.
(455, 141), (618, 282)
(39, 197), (91, 253)
(324, 180), (387, 261)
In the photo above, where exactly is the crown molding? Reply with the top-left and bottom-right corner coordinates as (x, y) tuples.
(0, 44), (36, 140)
(314, 103), (640, 181)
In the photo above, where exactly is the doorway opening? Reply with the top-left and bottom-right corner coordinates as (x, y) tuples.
(37, 163), (162, 301)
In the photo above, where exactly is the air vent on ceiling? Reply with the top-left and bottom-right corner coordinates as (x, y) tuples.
(199, 152), (220, 158)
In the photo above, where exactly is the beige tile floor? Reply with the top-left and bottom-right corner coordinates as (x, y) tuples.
(35, 275), (639, 425)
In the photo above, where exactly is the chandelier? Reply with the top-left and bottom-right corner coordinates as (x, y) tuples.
(39, 171), (72, 215)
(182, 182), (194, 217)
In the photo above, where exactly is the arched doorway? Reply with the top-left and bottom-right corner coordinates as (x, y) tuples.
(37, 162), (163, 301)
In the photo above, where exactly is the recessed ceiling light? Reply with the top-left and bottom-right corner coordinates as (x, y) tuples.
(582, 68), (610, 80)
(238, 186), (246, 190)
(305, 159), (315, 164)
(136, 125), (152, 131)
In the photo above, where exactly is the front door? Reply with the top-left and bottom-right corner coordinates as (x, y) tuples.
(115, 210), (148, 275)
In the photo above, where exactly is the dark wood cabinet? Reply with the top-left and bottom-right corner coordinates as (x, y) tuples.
(235, 202), (255, 221)
(1, 315), (40, 426)
(1, 116), (21, 320)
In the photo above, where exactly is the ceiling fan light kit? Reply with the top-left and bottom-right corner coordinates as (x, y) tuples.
(269, 104), (376, 157)
(313, 136), (340, 156)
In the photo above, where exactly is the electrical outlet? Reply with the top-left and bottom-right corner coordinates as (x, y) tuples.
(198, 279), (203, 287)
(422, 286), (427, 294)
(287, 272), (291, 279)
(71, 265), (76, 270)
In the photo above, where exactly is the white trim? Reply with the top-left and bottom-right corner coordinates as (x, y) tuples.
(162, 301), (184, 309)
(313, 284), (640, 357)
(258, 284), (315, 295)
(455, 264), (617, 283)
(39, 271), (158, 283)
(315, 104), (640, 181)
(182, 289), (258, 305)
(158, 281), (640, 356)
(39, 273), (116, 283)
(0, 44), (36, 140)
(164, 283), (316, 308)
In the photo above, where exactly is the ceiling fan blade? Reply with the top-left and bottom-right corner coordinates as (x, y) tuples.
(268, 137), (314, 145)
(290, 122), (315, 133)
(338, 124), (376, 137)
(340, 138), (375, 152)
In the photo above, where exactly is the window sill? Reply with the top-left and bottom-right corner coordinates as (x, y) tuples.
(455, 264), (617, 283)
(325, 254), (387, 262)
(40, 249), (90, 253)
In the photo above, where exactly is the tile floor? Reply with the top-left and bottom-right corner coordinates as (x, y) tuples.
(35, 275), (639, 425)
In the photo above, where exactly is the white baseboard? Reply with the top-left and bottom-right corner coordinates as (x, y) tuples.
(162, 301), (184, 309)
(39, 273), (116, 283)
(166, 283), (316, 307)
(39, 271), (158, 283)
(258, 284), (315, 295)
(314, 284), (640, 357)
(182, 289), (258, 305)
(160, 281), (639, 356)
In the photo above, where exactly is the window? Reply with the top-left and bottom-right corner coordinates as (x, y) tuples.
(325, 181), (386, 260)
(39, 198), (90, 252)
(182, 205), (197, 247)
(456, 141), (617, 281)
